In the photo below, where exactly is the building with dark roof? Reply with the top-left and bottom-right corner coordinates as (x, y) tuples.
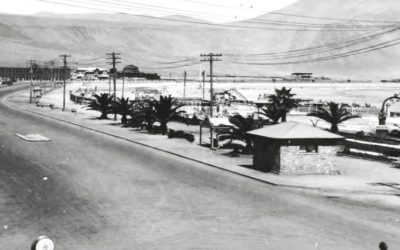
(248, 122), (344, 175)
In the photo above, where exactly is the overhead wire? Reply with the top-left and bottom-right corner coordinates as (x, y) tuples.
(231, 36), (400, 65)
(227, 25), (400, 60)
(140, 61), (203, 70)
(32, 0), (400, 66)
(74, 0), (395, 30)
(270, 12), (398, 24)
(35, 0), (396, 32)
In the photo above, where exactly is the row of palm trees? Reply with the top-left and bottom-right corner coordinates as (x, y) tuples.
(87, 93), (183, 135)
(253, 87), (360, 131)
(228, 88), (360, 154)
(87, 88), (360, 154)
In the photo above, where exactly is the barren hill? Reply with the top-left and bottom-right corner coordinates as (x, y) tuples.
(1, 0), (400, 79)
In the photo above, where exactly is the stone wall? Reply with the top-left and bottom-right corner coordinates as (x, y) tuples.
(279, 146), (341, 175)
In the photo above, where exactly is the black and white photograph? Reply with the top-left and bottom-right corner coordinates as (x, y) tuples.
(0, 0), (399, 249)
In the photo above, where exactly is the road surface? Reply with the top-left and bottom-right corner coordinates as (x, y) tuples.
(0, 85), (399, 249)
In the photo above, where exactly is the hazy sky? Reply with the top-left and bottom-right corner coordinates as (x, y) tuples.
(1, 0), (299, 22)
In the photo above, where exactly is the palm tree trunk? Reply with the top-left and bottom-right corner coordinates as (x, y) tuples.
(281, 113), (287, 122)
(243, 138), (253, 154)
(121, 115), (127, 124)
(100, 112), (108, 119)
(160, 122), (168, 135)
(331, 124), (339, 133)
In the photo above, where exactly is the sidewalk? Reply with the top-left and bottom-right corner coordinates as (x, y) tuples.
(4, 88), (400, 207)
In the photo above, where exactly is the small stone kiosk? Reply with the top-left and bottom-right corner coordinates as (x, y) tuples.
(247, 122), (344, 175)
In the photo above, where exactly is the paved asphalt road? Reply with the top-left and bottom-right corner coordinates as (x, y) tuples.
(0, 85), (399, 249)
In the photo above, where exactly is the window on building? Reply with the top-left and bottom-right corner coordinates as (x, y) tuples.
(299, 144), (318, 153)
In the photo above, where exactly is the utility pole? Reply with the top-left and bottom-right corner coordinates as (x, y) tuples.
(122, 69), (125, 98)
(59, 54), (71, 111)
(183, 70), (187, 98)
(201, 70), (205, 101)
(106, 52), (121, 121)
(27, 60), (36, 103)
(200, 53), (222, 118)
(108, 74), (111, 95)
(48, 60), (55, 85)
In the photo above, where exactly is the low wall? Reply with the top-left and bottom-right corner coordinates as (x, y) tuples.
(70, 93), (92, 104)
(344, 139), (400, 157)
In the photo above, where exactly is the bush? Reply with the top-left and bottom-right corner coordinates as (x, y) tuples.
(167, 129), (195, 142)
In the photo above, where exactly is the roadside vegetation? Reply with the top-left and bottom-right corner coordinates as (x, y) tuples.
(87, 93), (114, 119)
(113, 97), (134, 124)
(81, 89), (396, 161)
(308, 102), (360, 133)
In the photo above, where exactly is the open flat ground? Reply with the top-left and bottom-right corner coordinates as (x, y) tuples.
(66, 80), (400, 107)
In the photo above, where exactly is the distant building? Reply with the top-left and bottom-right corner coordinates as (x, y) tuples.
(285, 73), (314, 82)
(0, 66), (69, 81)
(123, 65), (139, 78)
(73, 67), (108, 81)
(121, 64), (160, 80)
(72, 64), (160, 81)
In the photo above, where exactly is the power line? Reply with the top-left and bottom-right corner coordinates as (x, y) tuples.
(67, 0), (232, 21)
(225, 25), (400, 59)
(140, 61), (202, 70)
(67, 0), (398, 30)
(233, 30), (400, 61)
(72, 0), (396, 30)
(178, 0), (253, 11)
(35, 0), (392, 32)
(231, 36), (400, 65)
(270, 11), (399, 24)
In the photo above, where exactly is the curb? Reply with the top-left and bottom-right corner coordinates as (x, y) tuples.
(2, 90), (279, 187)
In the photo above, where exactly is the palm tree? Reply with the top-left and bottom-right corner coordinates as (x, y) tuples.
(229, 114), (262, 154)
(308, 102), (360, 133)
(87, 93), (114, 119)
(128, 100), (156, 131)
(153, 95), (184, 135)
(257, 103), (282, 124)
(269, 87), (299, 122)
(113, 97), (134, 124)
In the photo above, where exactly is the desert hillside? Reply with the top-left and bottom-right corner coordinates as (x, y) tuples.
(0, 0), (399, 79)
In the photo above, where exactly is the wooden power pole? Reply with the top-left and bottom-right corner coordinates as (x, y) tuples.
(183, 70), (187, 98)
(59, 54), (71, 111)
(27, 60), (36, 103)
(201, 70), (205, 101)
(106, 52), (121, 121)
(200, 53), (222, 118)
